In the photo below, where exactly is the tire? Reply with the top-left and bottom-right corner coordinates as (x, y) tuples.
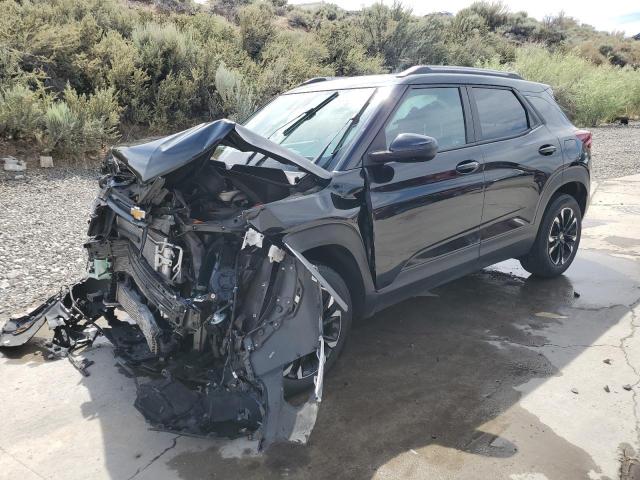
(283, 265), (353, 397)
(520, 194), (582, 278)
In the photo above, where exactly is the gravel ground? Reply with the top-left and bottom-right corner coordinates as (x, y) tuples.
(0, 168), (99, 318)
(590, 121), (640, 179)
(0, 123), (638, 319)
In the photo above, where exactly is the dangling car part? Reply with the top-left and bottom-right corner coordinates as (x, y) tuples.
(0, 118), (351, 449)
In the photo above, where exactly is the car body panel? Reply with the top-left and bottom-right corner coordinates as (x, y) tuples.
(112, 119), (331, 183)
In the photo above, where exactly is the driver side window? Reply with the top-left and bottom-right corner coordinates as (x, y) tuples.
(385, 87), (466, 151)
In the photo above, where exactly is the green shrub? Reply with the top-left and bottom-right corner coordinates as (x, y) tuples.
(360, 2), (413, 69)
(1, 0), (640, 160)
(43, 102), (81, 154)
(258, 31), (333, 98)
(215, 63), (256, 121)
(467, 2), (509, 31)
(238, 2), (275, 59)
(317, 21), (385, 76)
(288, 9), (313, 30)
(0, 84), (47, 140)
(132, 22), (198, 84)
(43, 85), (121, 156)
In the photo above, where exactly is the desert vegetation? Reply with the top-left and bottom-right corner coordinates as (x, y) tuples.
(0, 0), (639, 158)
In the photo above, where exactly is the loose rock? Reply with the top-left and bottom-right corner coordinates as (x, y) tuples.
(40, 156), (54, 168)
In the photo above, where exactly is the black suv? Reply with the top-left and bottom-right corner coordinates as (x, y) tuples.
(1, 66), (591, 448)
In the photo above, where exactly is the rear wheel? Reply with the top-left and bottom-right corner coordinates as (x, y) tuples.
(520, 194), (582, 278)
(282, 265), (352, 397)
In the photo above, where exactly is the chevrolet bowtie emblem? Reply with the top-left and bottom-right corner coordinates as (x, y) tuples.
(130, 206), (146, 221)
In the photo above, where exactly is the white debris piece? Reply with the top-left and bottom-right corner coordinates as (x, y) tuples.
(267, 245), (285, 263)
(3, 156), (26, 171)
(40, 155), (54, 168)
(241, 228), (264, 250)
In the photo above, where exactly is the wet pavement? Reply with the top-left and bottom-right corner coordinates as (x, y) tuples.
(1, 175), (639, 480)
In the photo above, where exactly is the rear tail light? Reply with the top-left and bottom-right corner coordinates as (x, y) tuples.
(575, 129), (592, 149)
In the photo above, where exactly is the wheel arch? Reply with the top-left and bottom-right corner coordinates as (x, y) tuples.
(283, 224), (375, 320)
(535, 166), (590, 227)
(555, 181), (588, 216)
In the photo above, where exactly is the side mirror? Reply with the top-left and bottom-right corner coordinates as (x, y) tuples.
(367, 133), (438, 165)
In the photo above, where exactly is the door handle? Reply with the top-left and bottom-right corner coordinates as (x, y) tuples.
(455, 160), (480, 174)
(538, 144), (557, 156)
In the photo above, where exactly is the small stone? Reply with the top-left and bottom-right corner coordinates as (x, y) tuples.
(40, 155), (54, 168)
(604, 385), (610, 393)
(3, 156), (26, 171)
(571, 388), (579, 394)
(603, 358), (612, 365)
(573, 291), (580, 298)
(623, 384), (633, 391)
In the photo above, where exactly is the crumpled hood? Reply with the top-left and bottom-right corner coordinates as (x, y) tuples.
(111, 119), (331, 183)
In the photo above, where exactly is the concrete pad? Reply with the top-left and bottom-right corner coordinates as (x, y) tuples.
(1, 174), (639, 479)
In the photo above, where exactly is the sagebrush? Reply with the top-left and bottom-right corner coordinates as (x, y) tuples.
(1, 0), (639, 158)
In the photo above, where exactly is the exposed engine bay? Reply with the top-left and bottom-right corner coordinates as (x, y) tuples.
(0, 120), (348, 448)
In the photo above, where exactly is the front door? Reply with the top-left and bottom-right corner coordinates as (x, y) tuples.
(365, 86), (485, 289)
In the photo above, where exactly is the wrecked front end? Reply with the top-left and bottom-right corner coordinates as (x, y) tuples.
(0, 120), (343, 448)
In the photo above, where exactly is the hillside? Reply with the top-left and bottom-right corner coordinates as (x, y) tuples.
(1, 0), (639, 159)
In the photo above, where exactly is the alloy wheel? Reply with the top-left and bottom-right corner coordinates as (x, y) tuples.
(548, 207), (578, 266)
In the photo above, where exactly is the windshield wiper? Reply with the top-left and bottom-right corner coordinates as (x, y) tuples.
(314, 90), (376, 167)
(281, 91), (339, 137)
(246, 91), (340, 167)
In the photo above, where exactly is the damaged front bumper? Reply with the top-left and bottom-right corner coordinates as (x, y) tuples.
(1, 278), (107, 349)
(0, 237), (341, 448)
(0, 118), (348, 449)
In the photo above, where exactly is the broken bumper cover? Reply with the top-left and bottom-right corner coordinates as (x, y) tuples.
(0, 279), (107, 348)
(0, 246), (334, 448)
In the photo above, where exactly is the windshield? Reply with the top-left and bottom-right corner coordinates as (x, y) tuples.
(213, 87), (379, 171)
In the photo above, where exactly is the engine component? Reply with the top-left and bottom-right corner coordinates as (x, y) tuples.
(154, 241), (183, 282)
(241, 228), (264, 249)
(141, 230), (183, 283)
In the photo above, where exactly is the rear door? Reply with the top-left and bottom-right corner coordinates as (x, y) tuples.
(468, 86), (562, 257)
(365, 85), (485, 289)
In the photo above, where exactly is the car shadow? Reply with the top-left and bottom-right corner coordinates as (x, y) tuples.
(2, 251), (637, 479)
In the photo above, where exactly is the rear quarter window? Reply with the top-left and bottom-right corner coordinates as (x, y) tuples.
(525, 94), (573, 129)
(473, 87), (529, 140)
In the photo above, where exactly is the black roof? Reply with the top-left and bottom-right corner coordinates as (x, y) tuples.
(288, 65), (548, 94)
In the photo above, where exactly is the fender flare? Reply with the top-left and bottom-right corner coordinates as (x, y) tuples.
(282, 222), (376, 297)
(533, 165), (590, 229)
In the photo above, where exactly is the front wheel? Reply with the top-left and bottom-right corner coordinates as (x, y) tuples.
(282, 265), (352, 397)
(520, 194), (582, 278)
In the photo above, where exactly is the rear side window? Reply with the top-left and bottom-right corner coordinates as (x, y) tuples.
(473, 88), (529, 140)
(384, 87), (466, 151)
(525, 94), (573, 128)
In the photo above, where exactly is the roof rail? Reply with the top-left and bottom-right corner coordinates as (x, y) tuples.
(397, 65), (522, 80)
(298, 77), (334, 86)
